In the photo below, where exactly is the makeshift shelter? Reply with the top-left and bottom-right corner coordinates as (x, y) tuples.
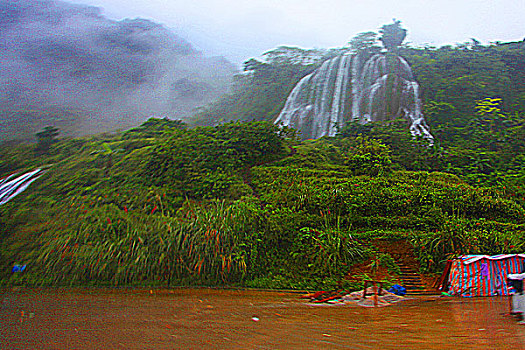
(445, 254), (525, 297)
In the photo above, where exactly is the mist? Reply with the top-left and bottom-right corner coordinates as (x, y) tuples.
(0, 0), (236, 141)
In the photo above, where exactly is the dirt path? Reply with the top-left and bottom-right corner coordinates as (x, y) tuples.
(1, 288), (524, 349)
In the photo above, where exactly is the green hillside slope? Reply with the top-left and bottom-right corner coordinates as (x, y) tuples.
(1, 119), (523, 289)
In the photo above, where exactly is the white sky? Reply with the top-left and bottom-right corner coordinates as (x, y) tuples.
(69, 0), (525, 66)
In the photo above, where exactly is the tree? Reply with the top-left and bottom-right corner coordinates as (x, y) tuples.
(261, 46), (327, 66)
(123, 117), (185, 139)
(470, 97), (511, 151)
(35, 126), (59, 155)
(342, 135), (393, 176)
(379, 20), (407, 51)
(345, 32), (380, 52)
(145, 121), (289, 198)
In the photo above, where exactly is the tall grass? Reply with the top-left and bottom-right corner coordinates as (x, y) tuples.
(29, 199), (258, 286)
(410, 216), (525, 273)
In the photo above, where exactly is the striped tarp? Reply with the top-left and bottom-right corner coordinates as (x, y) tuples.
(448, 254), (525, 297)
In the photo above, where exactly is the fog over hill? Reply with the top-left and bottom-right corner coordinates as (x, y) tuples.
(0, 0), (236, 141)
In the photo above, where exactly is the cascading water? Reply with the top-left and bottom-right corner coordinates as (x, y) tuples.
(353, 53), (433, 142)
(276, 54), (354, 139)
(275, 23), (433, 143)
(0, 168), (45, 205)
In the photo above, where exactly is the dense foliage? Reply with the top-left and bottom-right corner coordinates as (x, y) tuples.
(191, 46), (338, 126)
(191, 39), (525, 127)
(1, 113), (524, 289)
(2, 37), (525, 289)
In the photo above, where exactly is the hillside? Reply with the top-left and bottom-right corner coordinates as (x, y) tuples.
(192, 37), (525, 142)
(191, 36), (525, 202)
(1, 119), (523, 289)
(0, 0), (236, 141)
(2, 20), (524, 289)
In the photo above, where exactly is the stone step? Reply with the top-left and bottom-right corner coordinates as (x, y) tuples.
(406, 291), (440, 296)
(399, 268), (419, 272)
(397, 262), (424, 282)
(402, 282), (425, 286)
(398, 265), (429, 292)
(400, 277), (424, 282)
(405, 288), (438, 293)
(401, 275), (422, 279)
(404, 284), (429, 289)
(370, 242), (438, 296)
(403, 282), (425, 287)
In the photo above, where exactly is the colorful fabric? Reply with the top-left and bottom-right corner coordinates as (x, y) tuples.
(480, 263), (489, 280)
(448, 254), (525, 297)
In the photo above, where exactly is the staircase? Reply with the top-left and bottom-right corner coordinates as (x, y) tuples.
(372, 239), (439, 296)
(397, 262), (437, 296)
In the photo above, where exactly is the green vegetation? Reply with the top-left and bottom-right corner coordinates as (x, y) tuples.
(1, 111), (524, 289)
(2, 37), (525, 290)
(191, 37), (525, 130)
(192, 46), (338, 126)
(379, 20), (407, 51)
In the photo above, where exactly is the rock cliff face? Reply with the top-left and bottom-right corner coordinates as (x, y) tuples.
(275, 23), (433, 142)
(0, 0), (236, 140)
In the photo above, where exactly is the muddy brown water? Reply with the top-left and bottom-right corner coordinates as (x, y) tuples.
(1, 288), (524, 349)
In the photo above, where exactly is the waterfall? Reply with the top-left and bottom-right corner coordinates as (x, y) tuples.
(274, 54), (354, 139)
(276, 51), (433, 143)
(329, 53), (352, 136)
(0, 168), (45, 205)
